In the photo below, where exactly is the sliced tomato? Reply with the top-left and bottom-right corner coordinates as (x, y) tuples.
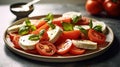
(12, 35), (21, 49)
(35, 20), (46, 29)
(62, 30), (81, 39)
(69, 45), (85, 55)
(36, 41), (56, 56)
(52, 17), (72, 27)
(76, 17), (90, 25)
(40, 30), (49, 41)
(31, 23), (49, 34)
(57, 39), (72, 55)
(8, 32), (18, 41)
(88, 29), (106, 44)
(55, 30), (81, 45)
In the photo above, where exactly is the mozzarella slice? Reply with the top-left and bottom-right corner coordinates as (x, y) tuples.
(74, 25), (90, 30)
(7, 24), (25, 33)
(73, 20), (107, 34)
(72, 40), (97, 50)
(7, 20), (38, 33)
(92, 21), (107, 33)
(62, 11), (81, 18)
(19, 34), (39, 50)
(47, 26), (62, 43)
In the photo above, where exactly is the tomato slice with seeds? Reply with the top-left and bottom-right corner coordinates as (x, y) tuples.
(36, 41), (56, 56)
(57, 39), (72, 55)
(88, 29), (106, 44)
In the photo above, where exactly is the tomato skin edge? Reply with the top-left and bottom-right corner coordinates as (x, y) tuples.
(36, 41), (56, 56)
(88, 29), (106, 44)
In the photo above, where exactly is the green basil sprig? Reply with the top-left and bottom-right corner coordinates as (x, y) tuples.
(93, 25), (102, 32)
(72, 15), (81, 24)
(76, 26), (87, 35)
(62, 22), (73, 31)
(29, 29), (45, 41)
(88, 19), (102, 32)
(19, 19), (36, 35)
(89, 19), (93, 29)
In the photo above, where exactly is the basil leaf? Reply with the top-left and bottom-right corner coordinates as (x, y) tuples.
(25, 19), (31, 26)
(93, 25), (102, 32)
(45, 13), (54, 21)
(62, 22), (73, 31)
(47, 20), (55, 29)
(76, 26), (87, 35)
(29, 35), (40, 41)
(39, 29), (45, 36)
(19, 26), (29, 35)
(72, 15), (81, 24)
(31, 25), (36, 31)
(89, 19), (93, 29)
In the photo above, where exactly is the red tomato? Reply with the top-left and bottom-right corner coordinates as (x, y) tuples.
(31, 23), (49, 34)
(103, 0), (120, 17)
(85, 0), (103, 15)
(40, 30), (49, 41)
(57, 39), (72, 55)
(76, 17), (90, 25)
(55, 30), (81, 44)
(69, 45), (85, 55)
(12, 35), (21, 49)
(8, 32), (18, 41)
(62, 30), (81, 39)
(36, 41), (56, 56)
(52, 17), (72, 27)
(35, 20), (46, 29)
(88, 29), (106, 44)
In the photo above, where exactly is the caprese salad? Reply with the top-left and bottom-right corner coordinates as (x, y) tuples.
(7, 12), (108, 56)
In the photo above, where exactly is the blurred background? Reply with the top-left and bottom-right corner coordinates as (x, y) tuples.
(0, 0), (86, 5)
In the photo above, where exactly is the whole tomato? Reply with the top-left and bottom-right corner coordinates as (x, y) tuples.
(103, 0), (120, 17)
(85, 0), (103, 15)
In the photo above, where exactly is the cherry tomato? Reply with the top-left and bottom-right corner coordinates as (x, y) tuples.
(69, 45), (85, 55)
(88, 29), (106, 44)
(103, 0), (120, 17)
(57, 39), (72, 55)
(36, 41), (56, 56)
(85, 0), (103, 15)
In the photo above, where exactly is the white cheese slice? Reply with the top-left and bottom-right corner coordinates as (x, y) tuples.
(19, 34), (39, 50)
(47, 26), (62, 43)
(72, 40), (97, 50)
(7, 20), (38, 33)
(74, 25), (90, 30)
(92, 21), (107, 33)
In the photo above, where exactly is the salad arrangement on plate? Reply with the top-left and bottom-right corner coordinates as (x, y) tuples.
(7, 12), (108, 56)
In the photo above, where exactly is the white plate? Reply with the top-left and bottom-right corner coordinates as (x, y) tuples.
(4, 15), (114, 62)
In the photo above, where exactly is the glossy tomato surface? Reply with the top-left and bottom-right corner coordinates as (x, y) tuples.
(85, 0), (103, 15)
(103, 0), (120, 17)
(88, 29), (106, 44)
(36, 41), (56, 56)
